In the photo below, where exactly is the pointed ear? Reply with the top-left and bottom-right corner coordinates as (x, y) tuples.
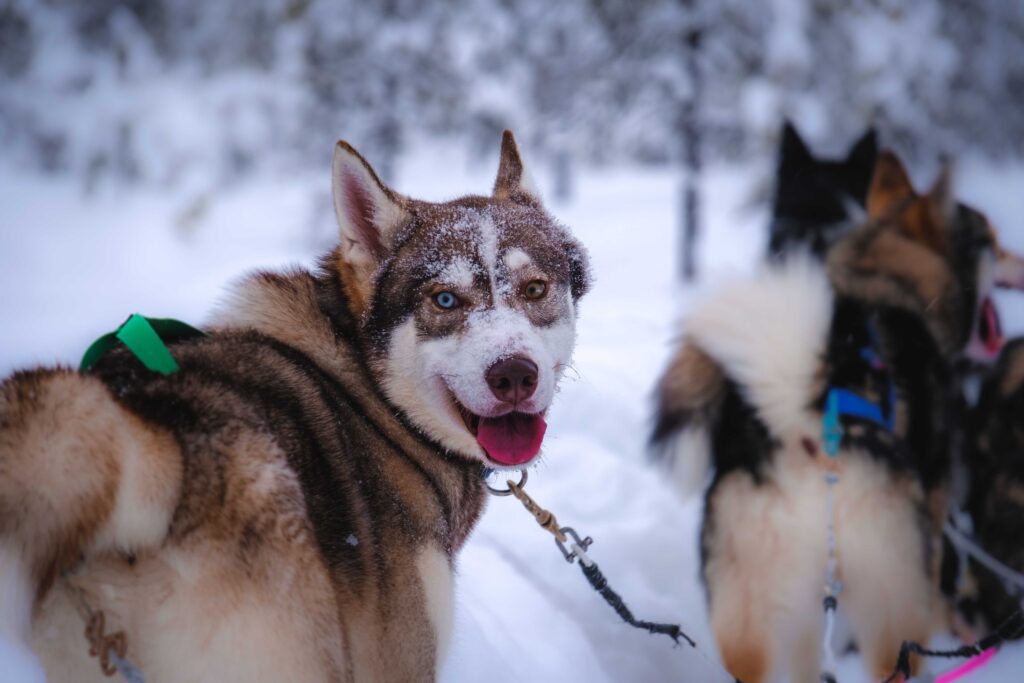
(564, 237), (591, 301)
(846, 128), (878, 171)
(845, 128), (879, 205)
(779, 120), (812, 167)
(926, 161), (956, 224)
(886, 161), (951, 256)
(332, 141), (410, 311)
(493, 130), (541, 203)
(867, 150), (916, 221)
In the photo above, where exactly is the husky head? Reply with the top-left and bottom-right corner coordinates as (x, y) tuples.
(769, 121), (878, 258)
(829, 150), (1024, 363)
(330, 131), (590, 469)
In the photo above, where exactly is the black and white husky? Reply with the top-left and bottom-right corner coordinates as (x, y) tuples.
(953, 339), (1024, 636)
(768, 121), (878, 259)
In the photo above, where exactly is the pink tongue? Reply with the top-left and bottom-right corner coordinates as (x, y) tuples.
(476, 413), (547, 466)
(982, 297), (1004, 354)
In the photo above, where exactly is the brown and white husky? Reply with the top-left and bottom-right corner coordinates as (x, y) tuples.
(0, 130), (591, 682)
(650, 150), (1024, 683)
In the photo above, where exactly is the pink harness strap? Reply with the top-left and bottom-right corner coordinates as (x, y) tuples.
(934, 647), (998, 683)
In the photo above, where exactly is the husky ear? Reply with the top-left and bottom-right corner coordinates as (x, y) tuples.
(846, 128), (878, 167)
(880, 158), (951, 255)
(332, 141), (410, 310)
(867, 150), (916, 221)
(493, 130), (541, 203)
(926, 162), (956, 225)
(845, 128), (879, 205)
(779, 120), (812, 168)
(564, 237), (592, 301)
(846, 127), (878, 174)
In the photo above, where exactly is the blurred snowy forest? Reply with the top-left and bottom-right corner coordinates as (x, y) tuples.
(2, 0), (1024, 195)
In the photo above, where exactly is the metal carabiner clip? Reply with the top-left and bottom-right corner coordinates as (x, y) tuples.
(555, 526), (593, 564)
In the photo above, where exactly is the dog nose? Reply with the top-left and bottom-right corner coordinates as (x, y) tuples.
(486, 357), (538, 405)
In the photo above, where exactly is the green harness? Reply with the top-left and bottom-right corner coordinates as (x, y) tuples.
(80, 313), (205, 375)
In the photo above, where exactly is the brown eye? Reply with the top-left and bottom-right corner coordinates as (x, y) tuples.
(523, 280), (547, 300)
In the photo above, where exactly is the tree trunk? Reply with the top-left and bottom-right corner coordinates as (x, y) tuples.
(679, 26), (702, 282)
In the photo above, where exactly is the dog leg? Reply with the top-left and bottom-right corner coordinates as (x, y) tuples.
(844, 572), (931, 678)
(704, 493), (784, 682)
(705, 516), (778, 683)
(713, 613), (773, 683)
(786, 618), (824, 683)
(836, 469), (933, 681)
(0, 370), (182, 617)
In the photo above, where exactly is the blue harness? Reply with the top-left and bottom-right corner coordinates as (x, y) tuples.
(819, 317), (898, 682)
(822, 322), (897, 457)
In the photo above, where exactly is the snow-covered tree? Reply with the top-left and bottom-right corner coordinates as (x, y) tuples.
(2, 0), (1023, 191)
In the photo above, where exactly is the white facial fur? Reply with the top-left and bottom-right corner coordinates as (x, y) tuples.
(379, 211), (578, 467)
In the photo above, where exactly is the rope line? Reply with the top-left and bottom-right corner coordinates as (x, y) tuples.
(488, 470), (1024, 683)
(578, 560), (694, 647)
(820, 471), (842, 682)
(944, 519), (1024, 597)
(491, 472), (742, 683)
(880, 609), (1024, 683)
(66, 580), (144, 682)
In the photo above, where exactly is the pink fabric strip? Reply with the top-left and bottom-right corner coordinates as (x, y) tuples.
(934, 647), (998, 683)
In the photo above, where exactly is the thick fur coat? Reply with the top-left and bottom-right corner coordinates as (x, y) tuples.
(0, 131), (591, 682)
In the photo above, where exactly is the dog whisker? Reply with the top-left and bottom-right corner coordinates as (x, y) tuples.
(555, 363), (583, 382)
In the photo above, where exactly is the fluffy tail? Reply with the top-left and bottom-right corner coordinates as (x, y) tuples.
(0, 368), (181, 645)
(649, 340), (722, 499)
(650, 256), (834, 496)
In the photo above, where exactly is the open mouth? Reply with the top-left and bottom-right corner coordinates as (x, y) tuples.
(977, 295), (1004, 356)
(457, 404), (547, 466)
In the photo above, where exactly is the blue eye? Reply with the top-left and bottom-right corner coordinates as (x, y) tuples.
(433, 291), (460, 310)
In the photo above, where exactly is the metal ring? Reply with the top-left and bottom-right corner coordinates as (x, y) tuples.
(483, 468), (528, 496)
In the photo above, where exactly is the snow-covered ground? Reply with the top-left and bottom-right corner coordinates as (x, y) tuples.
(3, 146), (1024, 682)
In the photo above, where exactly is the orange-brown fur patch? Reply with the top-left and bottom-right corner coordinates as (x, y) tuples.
(655, 339), (725, 415)
(718, 635), (770, 683)
(337, 251), (371, 318)
(867, 151), (956, 258)
(867, 150), (916, 222)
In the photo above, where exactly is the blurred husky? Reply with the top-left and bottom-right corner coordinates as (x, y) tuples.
(0, 130), (590, 682)
(768, 121), (878, 259)
(952, 339), (1024, 635)
(650, 150), (1024, 682)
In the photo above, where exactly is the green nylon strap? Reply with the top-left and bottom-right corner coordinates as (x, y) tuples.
(80, 314), (206, 375)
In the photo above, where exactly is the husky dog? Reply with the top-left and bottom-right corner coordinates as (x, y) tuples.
(0, 131), (590, 682)
(952, 339), (1024, 634)
(651, 150), (1024, 683)
(768, 121), (878, 258)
